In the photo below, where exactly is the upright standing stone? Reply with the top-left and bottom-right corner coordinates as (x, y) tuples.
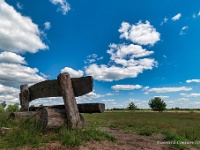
(57, 73), (82, 129)
(19, 84), (30, 111)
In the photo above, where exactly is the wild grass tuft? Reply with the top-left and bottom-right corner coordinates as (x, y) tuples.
(0, 112), (116, 149)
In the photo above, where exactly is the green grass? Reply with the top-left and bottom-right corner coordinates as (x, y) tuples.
(0, 112), (115, 149)
(84, 111), (200, 149)
(1, 111), (200, 149)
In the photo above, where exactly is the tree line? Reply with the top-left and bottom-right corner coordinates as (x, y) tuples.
(0, 101), (19, 112)
(127, 97), (166, 112)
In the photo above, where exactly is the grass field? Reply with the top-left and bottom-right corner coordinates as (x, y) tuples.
(86, 111), (200, 148)
(0, 111), (200, 149)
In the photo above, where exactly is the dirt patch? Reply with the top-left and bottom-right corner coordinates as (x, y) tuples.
(22, 127), (170, 150)
(79, 127), (168, 150)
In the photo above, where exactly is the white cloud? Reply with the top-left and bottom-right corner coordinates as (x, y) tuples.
(44, 22), (51, 30)
(147, 86), (192, 93)
(85, 59), (156, 82)
(179, 26), (188, 35)
(61, 67), (83, 78)
(30, 97), (64, 106)
(0, 63), (45, 86)
(0, 51), (27, 64)
(180, 93), (200, 98)
(192, 11), (200, 18)
(119, 21), (160, 45)
(143, 86), (150, 90)
(85, 21), (159, 82)
(50, 0), (71, 15)
(102, 99), (117, 109)
(0, 84), (19, 105)
(0, 1), (48, 53)
(160, 17), (168, 25)
(186, 79), (200, 83)
(124, 98), (149, 109)
(172, 13), (181, 21)
(111, 84), (142, 91)
(105, 93), (116, 96)
(85, 43), (157, 82)
(84, 54), (103, 64)
(102, 99), (115, 102)
(107, 44), (154, 64)
(154, 95), (169, 99)
(76, 91), (104, 103)
(0, 84), (19, 96)
(176, 98), (189, 102)
(16, 2), (23, 10)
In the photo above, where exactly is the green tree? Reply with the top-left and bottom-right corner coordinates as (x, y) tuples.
(148, 97), (166, 112)
(0, 105), (4, 113)
(128, 102), (137, 110)
(0, 101), (6, 108)
(6, 103), (19, 112)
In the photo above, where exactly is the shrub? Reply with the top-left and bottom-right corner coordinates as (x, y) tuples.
(6, 104), (19, 112)
(127, 102), (137, 110)
(0, 105), (5, 113)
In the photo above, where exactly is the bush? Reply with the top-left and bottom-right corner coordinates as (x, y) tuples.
(6, 104), (19, 112)
(148, 97), (166, 112)
(0, 105), (5, 113)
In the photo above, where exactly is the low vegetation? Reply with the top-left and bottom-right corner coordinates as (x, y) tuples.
(1, 99), (200, 149)
(84, 111), (200, 149)
(0, 111), (115, 149)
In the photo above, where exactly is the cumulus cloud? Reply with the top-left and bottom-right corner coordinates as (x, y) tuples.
(111, 84), (142, 91)
(0, 84), (19, 96)
(179, 26), (188, 35)
(0, 84), (19, 105)
(50, 0), (71, 15)
(44, 22), (51, 30)
(186, 79), (200, 83)
(0, 51), (27, 64)
(76, 91), (104, 103)
(0, 1), (48, 53)
(85, 60), (156, 82)
(119, 21), (160, 45)
(0, 52), (45, 87)
(107, 44), (154, 64)
(85, 21), (159, 82)
(85, 43), (157, 82)
(0, 63), (45, 86)
(61, 67), (84, 78)
(147, 86), (192, 93)
(172, 13), (181, 21)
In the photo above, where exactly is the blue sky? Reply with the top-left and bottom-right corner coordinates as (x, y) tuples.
(1, 0), (200, 109)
